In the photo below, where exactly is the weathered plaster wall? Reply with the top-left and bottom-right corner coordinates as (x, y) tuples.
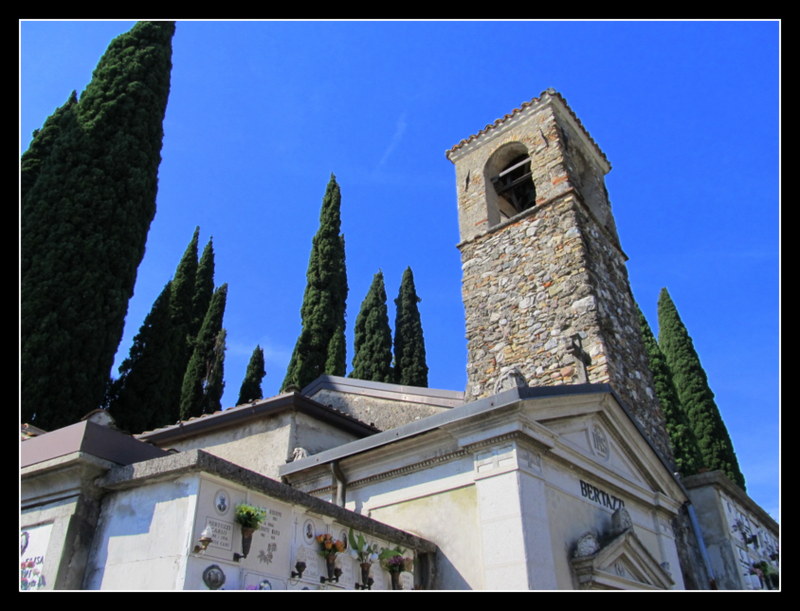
(153, 413), (360, 479)
(368, 485), (481, 590)
(83, 475), (199, 589)
(293, 411), (364, 458)
(20, 454), (113, 590)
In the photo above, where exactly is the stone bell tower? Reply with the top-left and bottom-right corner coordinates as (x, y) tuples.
(447, 89), (673, 462)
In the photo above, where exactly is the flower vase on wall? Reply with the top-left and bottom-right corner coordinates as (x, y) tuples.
(360, 563), (372, 588)
(240, 527), (255, 558)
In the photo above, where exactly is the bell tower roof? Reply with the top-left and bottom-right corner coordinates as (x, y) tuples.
(446, 89), (611, 174)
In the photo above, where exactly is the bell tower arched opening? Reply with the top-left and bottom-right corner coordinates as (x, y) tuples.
(484, 142), (536, 226)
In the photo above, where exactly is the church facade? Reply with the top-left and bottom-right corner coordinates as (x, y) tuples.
(20, 91), (777, 591)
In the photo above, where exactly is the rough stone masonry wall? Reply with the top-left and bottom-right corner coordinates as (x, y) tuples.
(575, 198), (673, 463)
(310, 388), (449, 432)
(461, 194), (594, 394)
(459, 191), (674, 465)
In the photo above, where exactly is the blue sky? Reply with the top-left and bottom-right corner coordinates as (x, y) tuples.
(20, 20), (779, 521)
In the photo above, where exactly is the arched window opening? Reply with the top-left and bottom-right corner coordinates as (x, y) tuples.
(489, 151), (536, 221)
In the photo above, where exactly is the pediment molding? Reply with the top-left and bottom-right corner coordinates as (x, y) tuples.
(518, 392), (685, 506)
(570, 526), (675, 590)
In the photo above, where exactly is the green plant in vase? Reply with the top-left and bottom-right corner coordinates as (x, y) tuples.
(380, 545), (413, 590)
(234, 503), (266, 559)
(348, 527), (380, 589)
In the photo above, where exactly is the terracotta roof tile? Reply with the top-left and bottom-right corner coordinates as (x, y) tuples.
(445, 89), (610, 169)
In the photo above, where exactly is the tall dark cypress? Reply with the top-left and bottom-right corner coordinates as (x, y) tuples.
(107, 228), (202, 430)
(657, 288), (745, 489)
(237, 346), (266, 405)
(107, 282), (178, 433)
(350, 271), (393, 383)
(393, 267), (429, 387)
(191, 237), (216, 341)
(202, 328), (227, 416)
(282, 175), (348, 390)
(165, 228), (200, 414)
(21, 91), (77, 201)
(180, 284), (228, 420)
(636, 302), (702, 476)
(21, 21), (175, 430)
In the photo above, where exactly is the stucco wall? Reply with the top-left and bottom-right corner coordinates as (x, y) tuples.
(155, 412), (360, 480)
(83, 475), (199, 590)
(369, 485), (481, 590)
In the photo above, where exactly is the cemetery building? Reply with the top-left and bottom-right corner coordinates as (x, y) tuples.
(20, 90), (778, 591)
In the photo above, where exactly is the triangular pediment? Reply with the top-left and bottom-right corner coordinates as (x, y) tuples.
(570, 528), (675, 590)
(517, 389), (682, 499)
(546, 414), (647, 485)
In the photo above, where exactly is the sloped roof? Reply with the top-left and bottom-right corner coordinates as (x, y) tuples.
(136, 390), (379, 445)
(21, 420), (168, 469)
(280, 383), (685, 503)
(302, 374), (464, 409)
(445, 88), (611, 170)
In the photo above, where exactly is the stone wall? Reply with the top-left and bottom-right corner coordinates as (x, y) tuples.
(310, 388), (451, 431)
(302, 376), (462, 432)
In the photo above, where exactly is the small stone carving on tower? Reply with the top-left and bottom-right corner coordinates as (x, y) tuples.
(565, 333), (591, 384)
(493, 366), (528, 395)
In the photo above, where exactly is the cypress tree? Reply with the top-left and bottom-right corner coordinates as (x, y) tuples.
(202, 329), (227, 416)
(21, 91), (77, 202)
(21, 21), (175, 430)
(636, 302), (702, 476)
(165, 228), (200, 413)
(107, 228), (205, 430)
(179, 284), (228, 420)
(191, 237), (216, 340)
(657, 288), (745, 489)
(350, 271), (393, 383)
(282, 175), (348, 390)
(237, 345), (266, 405)
(107, 282), (177, 433)
(393, 267), (429, 387)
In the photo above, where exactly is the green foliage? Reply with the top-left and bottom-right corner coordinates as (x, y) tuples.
(107, 282), (178, 433)
(162, 228), (200, 416)
(21, 91), (77, 202)
(21, 21), (175, 429)
(657, 288), (746, 489)
(234, 503), (266, 529)
(170, 227), (199, 337)
(107, 227), (220, 431)
(393, 267), (428, 387)
(378, 545), (413, 573)
(179, 284), (228, 419)
(237, 345), (266, 405)
(282, 175), (348, 390)
(348, 528), (380, 563)
(636, 302), (702, 476)
(204, 328), (227, 414)
(350, 271), (393, 383)
(191, 237), (216, 340)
